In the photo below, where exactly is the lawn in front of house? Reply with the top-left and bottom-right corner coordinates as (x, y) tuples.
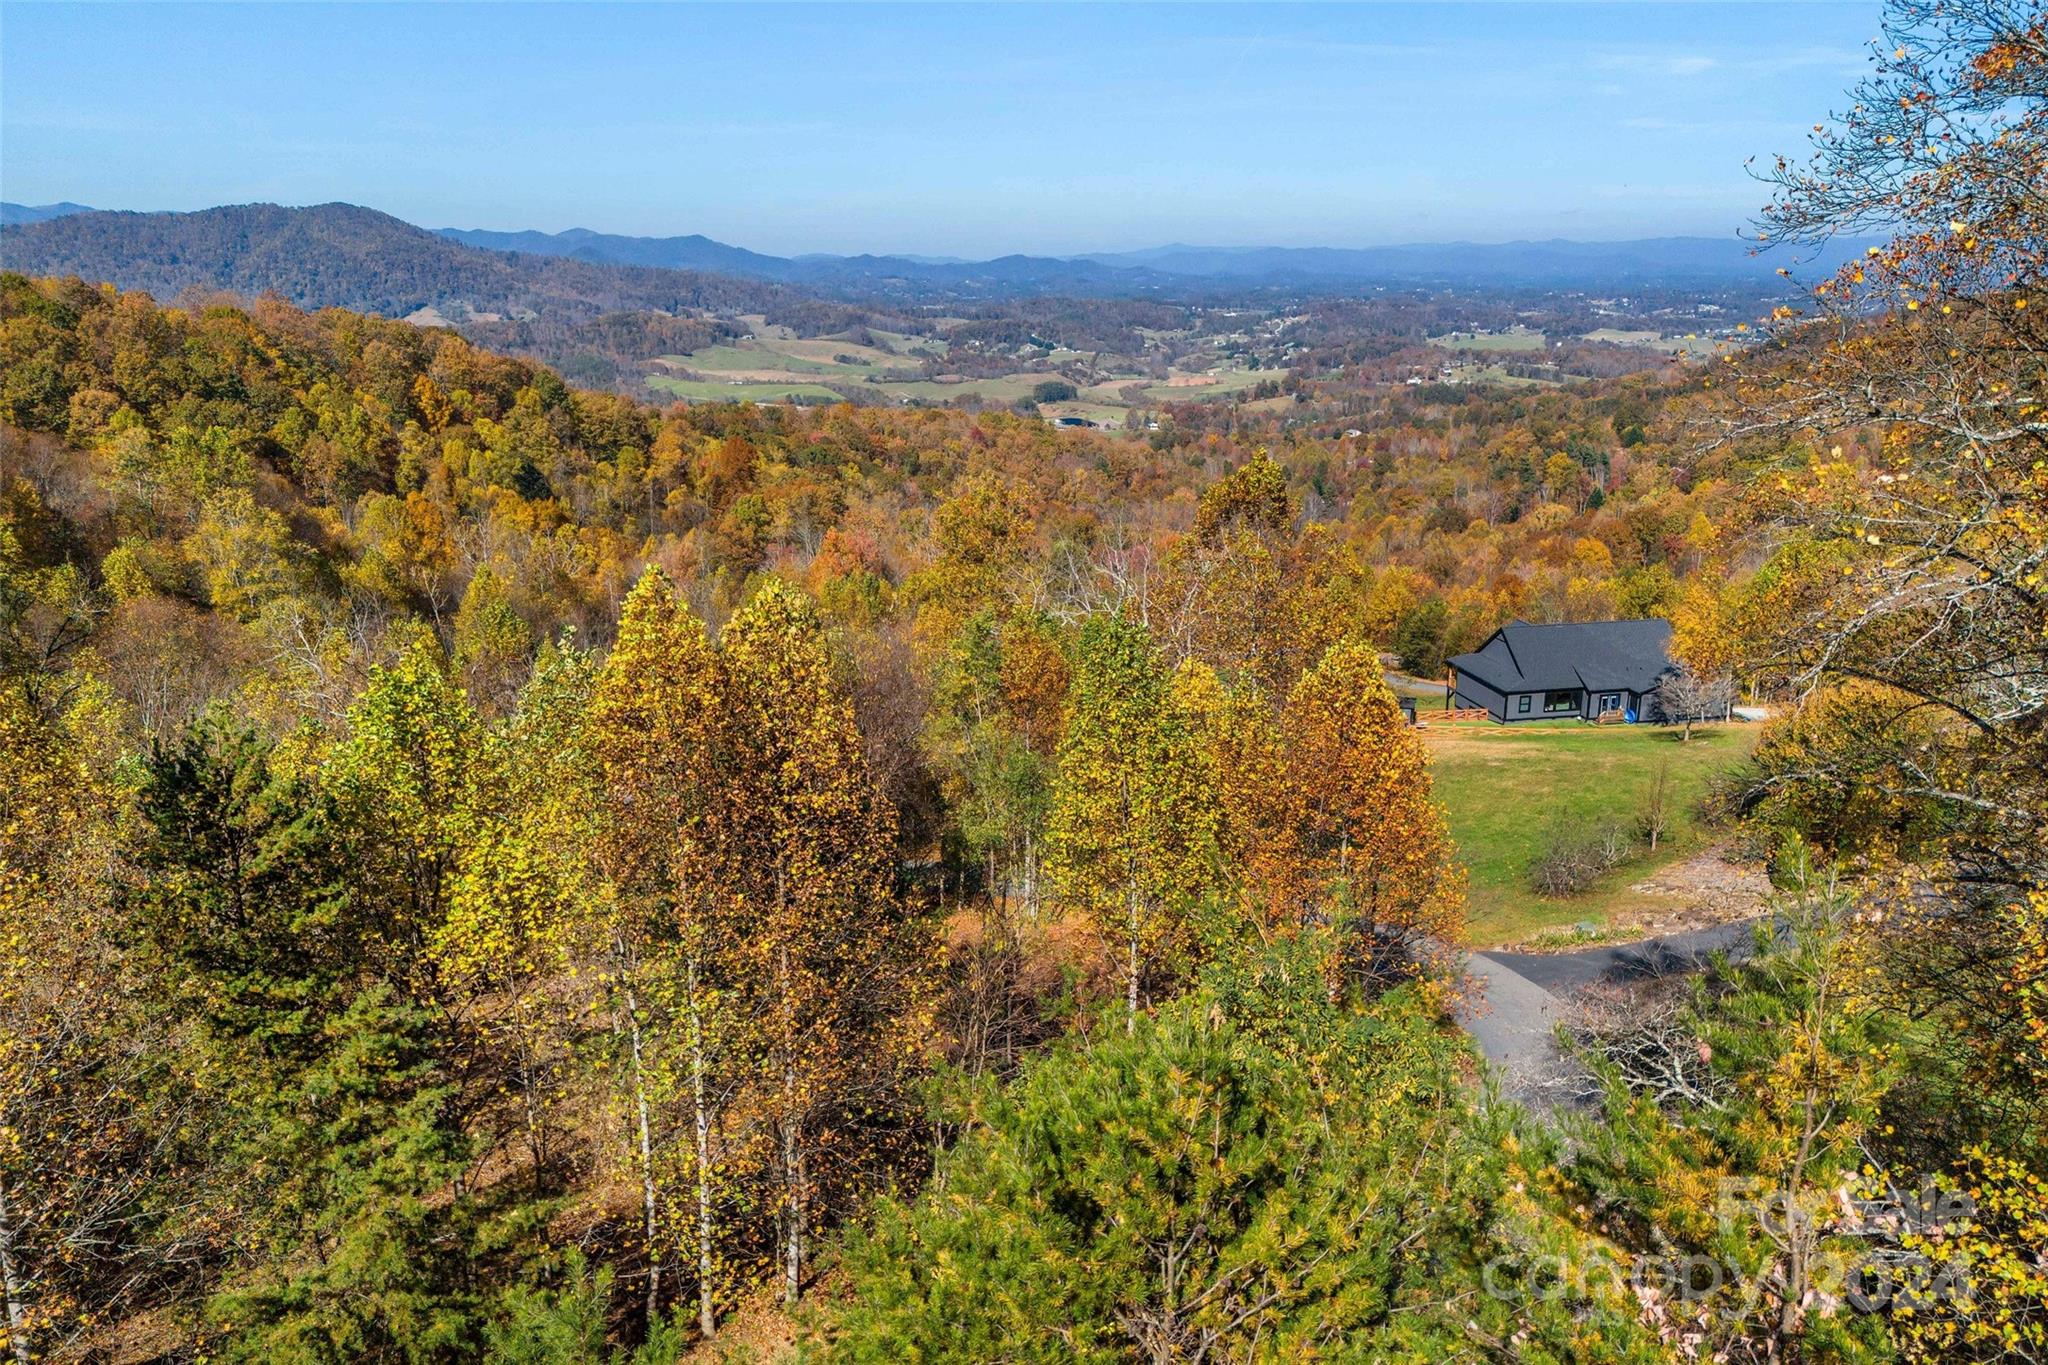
(1421, 722), (1759, 946)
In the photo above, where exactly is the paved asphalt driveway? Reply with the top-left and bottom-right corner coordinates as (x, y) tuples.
(1457, 918), (1768, 1103)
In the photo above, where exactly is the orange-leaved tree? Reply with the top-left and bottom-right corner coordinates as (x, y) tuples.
(1273, 640), (1464, 981)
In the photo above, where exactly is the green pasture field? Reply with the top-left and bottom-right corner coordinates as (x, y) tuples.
(1428, 329), (1547, 353)
(1422, 722), (1759, 945)
(644, 375), (846, 403)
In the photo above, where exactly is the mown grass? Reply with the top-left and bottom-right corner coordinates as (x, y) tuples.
(1421, 722), (1758, 945)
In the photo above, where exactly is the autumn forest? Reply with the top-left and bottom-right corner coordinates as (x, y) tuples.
(2, 1), (2046, 1361)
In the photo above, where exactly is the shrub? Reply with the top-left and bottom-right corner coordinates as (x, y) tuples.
(1530, 819), (1635, 897)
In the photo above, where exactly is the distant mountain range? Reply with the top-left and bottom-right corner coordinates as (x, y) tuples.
(0, 202), (802, 322)
(438, 224), (1174, 294)
(1, 200), (1862, 312)
(436, 220), (1849, 292)
(0, 201), (98, 226)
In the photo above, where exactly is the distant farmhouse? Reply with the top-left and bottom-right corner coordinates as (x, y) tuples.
(1448, 619), (1676, 724)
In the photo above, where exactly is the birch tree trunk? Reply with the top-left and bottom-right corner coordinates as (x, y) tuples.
(621, 976), (661, 1325)
(0, 1173), (32, 1365)
(1126, 885), (1141, 1036)
(686, 950), (716, 1340)
(775, 862), (803, 1309)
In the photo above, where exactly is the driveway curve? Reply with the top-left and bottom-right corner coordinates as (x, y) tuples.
(1458, 918), (1769, 1103)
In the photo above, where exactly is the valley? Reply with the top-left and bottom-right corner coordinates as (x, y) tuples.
(5, 0), (2042, 1356)
(0, 199), (1772, 424)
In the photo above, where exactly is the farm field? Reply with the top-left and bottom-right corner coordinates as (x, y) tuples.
(866, 328), (949, 357)
(1440, 362), (1559, 389)
(1421, 722), (1760, 945)
(1429, 327), (1547, 352)
(644, 375), (846, 402)
(644, 335), (1282, 418)
(1582, 327), (1720, 358)
(657, 345), (850, 377)
(870, 373), (1048, 404)
(1238, 393), (1296, 415)
(1038, 400), (1128, 427)
(1138, 367), (1271, 401)
(655, 337), (915, 382)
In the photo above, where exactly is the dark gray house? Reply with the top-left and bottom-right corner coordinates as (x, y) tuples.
(1448, 619), (1675, 724)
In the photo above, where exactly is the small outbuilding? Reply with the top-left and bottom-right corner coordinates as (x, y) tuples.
(1448, 618), (1675, 724)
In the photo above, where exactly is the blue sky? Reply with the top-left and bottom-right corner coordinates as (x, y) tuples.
(2, 2), (1885, 257)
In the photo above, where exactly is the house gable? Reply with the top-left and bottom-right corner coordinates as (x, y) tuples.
(1448, 618), (1674, 701)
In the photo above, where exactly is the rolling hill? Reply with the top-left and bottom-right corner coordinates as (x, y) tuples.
(437, 221), (1848, 292)
(0, 201), (97, 226)
(1, 199), (1852, 319)
(436, 223), (1168, 295)
(439, 224), (795, 279)
(0, 202), (802, 322)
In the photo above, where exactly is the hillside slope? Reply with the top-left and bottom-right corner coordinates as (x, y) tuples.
(0, 202), (803, 322)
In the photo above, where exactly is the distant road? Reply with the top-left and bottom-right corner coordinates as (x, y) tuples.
(1458, 918), (1768, 1103)
(1384, 670), (1450, 698)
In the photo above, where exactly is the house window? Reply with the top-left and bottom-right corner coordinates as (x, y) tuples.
(1517, 695), (1532, 714)
(1601, 692), (1621, 712)
(1543, 689), (1579, 713)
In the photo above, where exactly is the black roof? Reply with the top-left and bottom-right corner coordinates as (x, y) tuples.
(1448, 618), (1674, 694)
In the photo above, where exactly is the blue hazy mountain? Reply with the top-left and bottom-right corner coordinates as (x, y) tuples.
(1, 201), (97, 226)
(430, 221), (1859, 291)
(2, 200), (1860, 310)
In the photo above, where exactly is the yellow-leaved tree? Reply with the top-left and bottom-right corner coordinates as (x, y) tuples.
(717, 579), (928, 1310)
(1048, 612), (1221, 1033)
(0, 686), (150, 1362)
(433, 637), (594, 1199)
(586, 568), (734, 1336)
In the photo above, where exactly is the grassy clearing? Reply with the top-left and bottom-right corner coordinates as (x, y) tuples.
(644, 375), (846, 403)
(1428, 328), (1546, 353)
(1139, 368), (1271, 402)
(770, 337), (913, 370)
(1421, 723), (1758, 945)
(1039, 401), (1129, 427)
(1582, 328), (1719, 359)
(660, 345), (842, 376)
(867, 329), (949, 356)
(660, 339), (905, 381)
(873, 373), (1048, 404)
(1458, 364), (1558, 389)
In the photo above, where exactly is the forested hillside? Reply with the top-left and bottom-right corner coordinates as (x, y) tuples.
(0, 203), (894, 375)
(0, 265), (1754, 712)
(1, 1), (2043, 1361)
